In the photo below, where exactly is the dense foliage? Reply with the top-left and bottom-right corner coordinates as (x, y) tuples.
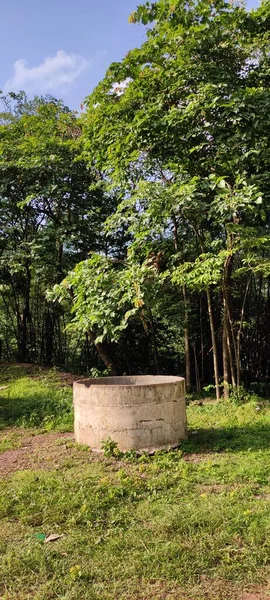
(1, 0), (270, 397)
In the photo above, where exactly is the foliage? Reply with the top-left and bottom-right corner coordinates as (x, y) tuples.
(80, 0), (270, 391)
(0, 94), (116, 368)
(1, 0), (270, 390)
(48, 253), (162, 344)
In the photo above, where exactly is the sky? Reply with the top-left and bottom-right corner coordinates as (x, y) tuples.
(0, 0), (146, 110)
(0, 0), (259, 111)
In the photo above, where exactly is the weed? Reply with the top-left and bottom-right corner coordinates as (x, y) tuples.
(101, 437), (120, 457)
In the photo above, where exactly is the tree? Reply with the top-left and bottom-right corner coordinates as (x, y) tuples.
(1, 2), (270, 390)
(48, 253), (163, 375)
(81, 0), (270, 396)
(0, 95), (115, 365)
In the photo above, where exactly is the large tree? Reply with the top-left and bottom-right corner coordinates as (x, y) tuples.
(80, 0), (270, 395)
(0, 94), (115, 365)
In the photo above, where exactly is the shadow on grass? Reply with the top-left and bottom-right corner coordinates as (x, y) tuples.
(0, 363), (47, 386)
(0, 362), (73, 429)
(182, 423), (270, 454)
(0, 389), (73, 429)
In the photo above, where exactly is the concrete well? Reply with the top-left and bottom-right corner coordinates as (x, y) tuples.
(73, 375), (187, 452)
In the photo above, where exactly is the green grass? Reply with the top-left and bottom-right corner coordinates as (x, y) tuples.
(0, 365), (269, 599)
(0, 364), (73, 433)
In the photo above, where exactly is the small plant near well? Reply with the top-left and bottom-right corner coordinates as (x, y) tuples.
(101, 437), (121, 457)
(122, 449), (139, 461)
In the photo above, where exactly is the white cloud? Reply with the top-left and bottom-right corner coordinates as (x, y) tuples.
(4, 50), (89, 94)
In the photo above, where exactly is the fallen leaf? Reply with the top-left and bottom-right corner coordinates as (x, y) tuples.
(45, 534), (63, 543)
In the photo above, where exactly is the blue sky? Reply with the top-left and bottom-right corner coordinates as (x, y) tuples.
(0, 0), (145, 110)
(1, 0), (259, 111)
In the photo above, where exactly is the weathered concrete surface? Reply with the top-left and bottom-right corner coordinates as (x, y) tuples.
(73, 375), (187, 452)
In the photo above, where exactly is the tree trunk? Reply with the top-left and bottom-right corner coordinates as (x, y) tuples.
(222, 302), (230, 399)
(88, 331), (120, 375)
(227, 330), (236, 389)
(17, 266), (32, 362)
(192, 343), (201, 392)
(44, 306), (55, 366)
(194, 231), (219, 399)
(171, 214), (192, 391)
(222, 253), (237, 390)
(148, 307), (160, 374)
(183, 285), (192, 392)
(206, 288), (220, 400)
(222, 256), (233, 399)
(236, 276), (251, 388)
(199, 296), (205, 386)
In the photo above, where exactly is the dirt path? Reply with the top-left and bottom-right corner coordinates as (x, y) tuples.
(0, 430), (75, 477)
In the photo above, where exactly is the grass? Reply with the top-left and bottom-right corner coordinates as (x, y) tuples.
(0, 365), (269, 599)
(0, 364), (73, 433)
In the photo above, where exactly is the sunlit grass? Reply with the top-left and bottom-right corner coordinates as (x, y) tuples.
(0, 365), (269, 599)
(0, 365), (73, 432)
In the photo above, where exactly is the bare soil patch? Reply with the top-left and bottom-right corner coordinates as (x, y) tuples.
(132, 579), (270, 600)
(198, 483), (245, 495)
(183, 451), (216, 463)
(0, 430), (76, 477)
(195, 577), (270, 600)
